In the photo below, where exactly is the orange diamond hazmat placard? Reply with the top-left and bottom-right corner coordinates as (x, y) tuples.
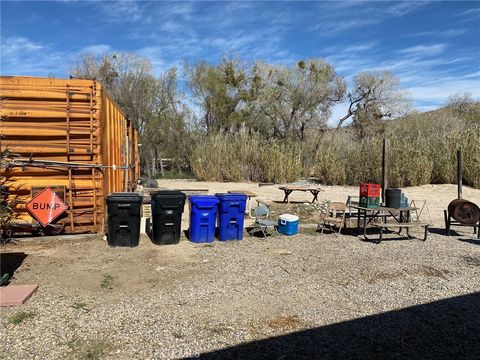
(26, 187), (68, 227)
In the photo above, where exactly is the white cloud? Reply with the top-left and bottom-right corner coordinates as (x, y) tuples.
(460, 8), (480, 16)
(407, 76), (480, 107)
(79, 44), (112, 56)
(166, 1), (194, 19)
(316, 18), (381, 35)
(314, 0), (431, 36)
(1, 36), (44, 56)
(398, 44), (446, 56)
(407, 28), (467, 38)
(159, 20), (186, 33)
(0, 36), (65, 75)
(385, 1), (430, 17)
(323, 41), (378, 55)
(95, 0), (145, 23)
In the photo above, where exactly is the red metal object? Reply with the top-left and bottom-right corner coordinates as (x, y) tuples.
(359, 183), (381, 198)
(26, 187), (68, 227)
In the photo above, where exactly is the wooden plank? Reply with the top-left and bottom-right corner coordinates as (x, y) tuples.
(279, 186), (322, 191)
(373, 223), (430, 228)
(228, 190), (257, 197)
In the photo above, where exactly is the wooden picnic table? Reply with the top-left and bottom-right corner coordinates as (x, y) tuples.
(351, 205), (430, 243)
(228, 190), (257, 198)
(228, 190), (258, 217)
(176, 188), (209, 195)
(279, 186), (323, 203)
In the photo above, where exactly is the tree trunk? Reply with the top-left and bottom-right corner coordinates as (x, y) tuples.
(150, 148), (157, 178)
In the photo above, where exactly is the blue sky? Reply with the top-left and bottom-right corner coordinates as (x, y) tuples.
(1, 0), (479, 120)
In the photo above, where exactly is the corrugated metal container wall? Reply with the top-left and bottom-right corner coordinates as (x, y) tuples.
(0, 76), (139, 234)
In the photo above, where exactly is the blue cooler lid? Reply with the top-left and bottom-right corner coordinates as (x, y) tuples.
(279, 214), (299, 222)
(215, 193), (247, 201)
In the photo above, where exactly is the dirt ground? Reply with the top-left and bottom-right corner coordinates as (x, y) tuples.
(1, 182), (479, 359)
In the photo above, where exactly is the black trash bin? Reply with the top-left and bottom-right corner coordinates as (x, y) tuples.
(151, 190), (186, 245)
(385, 188), (402, 208)
(106, 192), (143, 247)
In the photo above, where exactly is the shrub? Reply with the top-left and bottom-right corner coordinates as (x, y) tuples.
(190, 131), (302, 183)
(188, 110), (479, 188)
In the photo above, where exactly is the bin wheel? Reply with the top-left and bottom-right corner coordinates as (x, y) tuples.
(33, 229), (46, 237)
(4, 226), (14, 239)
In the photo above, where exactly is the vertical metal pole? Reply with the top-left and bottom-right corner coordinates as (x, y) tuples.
(457, 150), (462, 199)
(68, 168), (74, 233)
(382, 138), (389, 204)
(66, 85), (71, 155)
(159, 157), (165, 177)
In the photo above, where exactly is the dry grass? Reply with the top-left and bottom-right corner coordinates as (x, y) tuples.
(189, 106), (479, 188)
(8, 311), (36, 325)
(267, 315), (307, 330)
(190, 131), (302, 183)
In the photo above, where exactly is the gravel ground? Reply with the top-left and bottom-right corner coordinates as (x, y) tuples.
(1, 229), (480, 359)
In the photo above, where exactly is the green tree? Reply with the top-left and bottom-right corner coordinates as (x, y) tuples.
(185, 57), (252, 133)
(252, 59), (346, 140)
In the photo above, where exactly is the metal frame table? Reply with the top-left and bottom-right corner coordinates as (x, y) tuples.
(351, 205), (429, 243)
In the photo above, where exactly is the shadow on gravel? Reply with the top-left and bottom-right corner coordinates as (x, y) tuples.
(458, 237), (480, 246)
(0, 252), (27, 278)
(429, 226), (479, 240)
(428, 227), (452, 236)
(190, 292), (480, 360)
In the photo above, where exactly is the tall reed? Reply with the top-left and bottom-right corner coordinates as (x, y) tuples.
(189, 108), (479, 188)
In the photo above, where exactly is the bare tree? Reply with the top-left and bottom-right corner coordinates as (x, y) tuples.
(71, 52), (188, 177)
(71, 52), (158, 132)
(336, 71), (412, 136)
(446, 91), (477, 116)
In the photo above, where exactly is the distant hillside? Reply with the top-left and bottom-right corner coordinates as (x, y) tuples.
(393, 102), (480, 126)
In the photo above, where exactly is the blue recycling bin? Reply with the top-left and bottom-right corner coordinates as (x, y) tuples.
(216, 193), (247, 241)
(188, 195), (219, 243)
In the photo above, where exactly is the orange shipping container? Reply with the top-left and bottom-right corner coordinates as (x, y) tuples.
(1, 76), (140, 235)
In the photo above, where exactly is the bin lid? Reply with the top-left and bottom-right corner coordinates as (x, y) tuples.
(151, 190), (186, 200)
(189, 195), (219, 206)
(279, 214), (299, 222)
(386, 188), (401, 192)
(215, 193), (247, 201)
(151, 190), (186, 209)
(106, 192), (143, 203)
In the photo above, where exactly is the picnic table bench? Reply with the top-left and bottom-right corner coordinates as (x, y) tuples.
(279, 186), (323, 203)
(176, 188), (209, 195)
(373, 222), (431, 243)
